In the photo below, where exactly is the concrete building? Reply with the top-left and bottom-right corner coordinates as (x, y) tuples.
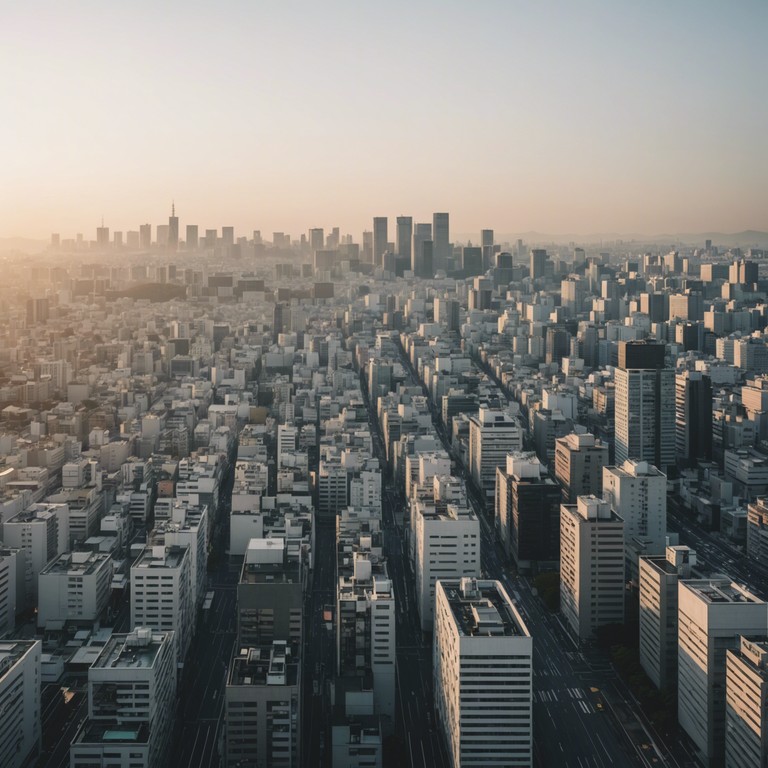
(603, 460), (667, 565)
(0, 640), (41, 768)
(614, 341), (675, 472)
(225, 641), (301, 768)
(560, 496), (625, 642)
(725, 635), (768, 768)
(131, 545), (193, 664)
(70, 628), (176, 768)
(495, 452), (561, 571)
(3, 502), (70, 601)
(469, 407), (523, 504)
(434, 578), (533, 768)
(638, 546), (696, 690)
(675, 370), (713, 468)
(413, 503), (480, 632)
(554, 431), (609, 503)
(678, 580), (768, 767)
(238, 538), (303, 646)
(0, 548), (21, 637)
(37, 551), (113, 629)
(747, 499), (768, 566)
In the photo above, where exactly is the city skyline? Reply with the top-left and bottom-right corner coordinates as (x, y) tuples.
(2, 0), (767, 239)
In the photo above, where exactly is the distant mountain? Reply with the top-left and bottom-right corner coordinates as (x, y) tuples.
(0, 237), (47, 254)
(456, 230), (768, 248)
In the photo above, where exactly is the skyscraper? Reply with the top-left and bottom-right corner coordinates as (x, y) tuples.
(433, 212), (449, 271)
(615, 341), (675, 471)
(412, 222), (432, 277)
(139, 223), (151, 249)
(373, 216), (388, 266)
(168, 202), (179, 251)
(185, 224), (198, 250)
(530, 248), (547, 279)
(675, 370), (713, 467)
(309, 228), (324, 251)
(396, 216), (413, 262)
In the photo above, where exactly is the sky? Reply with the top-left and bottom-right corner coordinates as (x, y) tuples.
(1, 0), (767, 241)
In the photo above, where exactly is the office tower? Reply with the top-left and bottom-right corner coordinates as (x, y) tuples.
(204, 228), (217, 248)
(3, 503), (70, 602)
(0, 548), (20, 636)
(468, 407), (523, 501)
(615, 340), (675, 471)
(126, 230), (139, 249)
(675, 370), (713, 467)
(50, 232), (59, 248)
(26, 297), (49, 325)
(113, 231), (123, 247)
(139, 223), (151, 249)
(638, 546), (696, 690)
(560, 496), (624, 642)
(238, 539), (303, 645)
(434, 578), (532, 768)
(337, 553), (395, 722)
(412, 222), (432, 276)
(0, 640), (41, 768)
(225, 642), (301, 768)
(602, 460), (667, 558)
(70, 628), (176, 768)
(37, 551), (112, 630)
(434, 297), (460, 332)
(221, 226), (234, 247)
(725, 636), (768, 768)
(413, 503), (480, 631)
(729, 259), (758, 286)
(433, 212), (450, 271)
(481, 228), (494, 269)
(495, 452), (561, 571)
(167, 202), (178, 250)
(678, 580), (767, 767)
(747, 499), (768, 565)
(309, 227), (324, 251)
(156, 224), (169, 247)
(373, 217), (388, 266)
(131, 544), (193, 663)
(554, 432), (609, 503)
(96, 224), (109, 247)
(396, 215), (413, 261)
(185, 224), (198, 249)
(530, 248), (547, 279)
(461, 246), (483, 276)
(362, 229), (373, 262)
(277, 423), (298, 462)
(545, 326), (570, 366)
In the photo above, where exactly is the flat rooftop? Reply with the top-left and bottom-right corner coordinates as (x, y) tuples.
(41, 551), (111, 576)
(685, 579), (764, 605)
(228, 642), (299, 687)
(442, 579), (529, 638)
(74, 720), (149, 746)
(93, 628), (168, 670)
(0, 641), (38, 680)
(133, 544), (187, 570)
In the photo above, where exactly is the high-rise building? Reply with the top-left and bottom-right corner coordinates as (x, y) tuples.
(96, 224), (110, 248)
(615, 341), (675, 471)
(434, 297), (460, 332)
(131, 544), (193, 663)
(675, 370), (713, 467)
(434, 578), (533, 768)
(225, 642), (301, 768)
(412, 222), (432, 277)
(469, 407), (523, 502)
(0, 548), (20, 636)
(433, 212), (450, 271)
(139, 223), (151, 249)
(396, 216), (412, 261)
(461, 246), (482, 277)
(185, 224), (198, 250)
(373, 217), (388, 266)
(309, 228), (324, 252)
(481, 228), (494, 270)
(413, 503), (480, 631)
(167, 202), (178, 250)
(602, 460), (667, 562)
(0, 640), (41, 768)
(554, 431), (609, 503)
(560, 496), (625, 642)
(725, 636), (768, 768)
(70, 628), (176, 768)
(530, 248), (547, 279)
(678, 580), (767, 767)
(221, 226), (234, 247)
(495, 452), (561, 571)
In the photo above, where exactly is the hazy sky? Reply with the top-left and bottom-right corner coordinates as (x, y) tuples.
(2, 1), (767, 240)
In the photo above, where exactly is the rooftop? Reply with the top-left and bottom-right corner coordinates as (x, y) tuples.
(93, 628), (169, 670)
(40, 550), (111, 576)
(228, 641), (299, 687)
(684, 579), (764, 605)
(442, 578), (529, 638)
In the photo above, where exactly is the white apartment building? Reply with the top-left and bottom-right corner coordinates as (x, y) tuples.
(131, 545), (193, 664)
(349, 469), (382, 512)
(638, 546), (696, 690)
(0, 640), (41, 768)
(725, 635), (768, 768)
(414, 503), (480, 632)
(434, 578), (532, 768)
(37, 551), (113, 629)
(678, 580), (768, 767)
(602, 460), (667, 565)
(560, 496), (625, 642)
(277, 423), (298, 465)
(554, 431), (609, 503)
(3, 503), (69, 601)
(70, 628), (176, 768)
(468, 407), (523, 502)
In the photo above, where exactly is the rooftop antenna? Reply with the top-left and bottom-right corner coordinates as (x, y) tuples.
(172, 201), (175, 217)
